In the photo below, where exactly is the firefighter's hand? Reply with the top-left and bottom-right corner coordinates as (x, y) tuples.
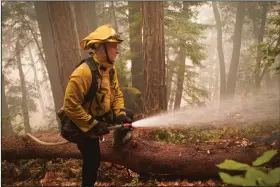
(116, 115), (132, 124)
(87, 121), (110, 137)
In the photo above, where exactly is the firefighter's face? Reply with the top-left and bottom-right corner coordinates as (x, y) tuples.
(106, 43), (119, 62)
(96, 43), (119, 63)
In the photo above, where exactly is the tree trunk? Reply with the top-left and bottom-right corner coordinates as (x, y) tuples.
(111, 2), (118, 32)
(128, 2), (144, 114)
(1, 74), (15, 136)
(226, 2), (245, 98)
(168, 90), (175, 111)
(28, 44), (46, 114)
(129, 2), (144, 94)
(101, 3), (105, 25)
(166, 48), (175, 103)
(2, 132), (279, 178)
(85, 2), (98, 31)
(254, 3), (268, 90)
(48, 2), (82, 96)
(34, 2), (64, 111)
(72, 2), (91, 58)
(212, 2), (226, 102)
(16, 40), (31, 133)
(174, 42), (186, 110)
(72, 2), (90, 40)
(174, 3), (190, 110)
(142, 2), (167, 115)
(213, 66), (220, 105)
(111, 2), (124, 62)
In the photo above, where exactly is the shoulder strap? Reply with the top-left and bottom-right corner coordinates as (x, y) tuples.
(84, 57), (98, 103)
(76, 58), (87, 69)
(82, 57), (115, 102)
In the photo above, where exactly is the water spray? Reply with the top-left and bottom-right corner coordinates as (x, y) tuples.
(26, 93), (280, 146)
(130, 95), (279, 129)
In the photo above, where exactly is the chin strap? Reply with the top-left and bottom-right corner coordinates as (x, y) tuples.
(103, 43), (114, 64)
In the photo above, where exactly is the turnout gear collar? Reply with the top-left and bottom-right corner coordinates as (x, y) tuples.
(92, 53), (114, 69)
(80, 24), (123, 50)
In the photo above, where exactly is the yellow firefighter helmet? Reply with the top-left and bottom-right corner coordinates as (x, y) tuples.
(80, 24), (123, 50)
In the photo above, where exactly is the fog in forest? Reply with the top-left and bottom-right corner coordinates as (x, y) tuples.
(2, 2), (279, 136)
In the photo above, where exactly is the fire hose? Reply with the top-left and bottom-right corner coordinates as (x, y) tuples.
(26, 123), (133, 146)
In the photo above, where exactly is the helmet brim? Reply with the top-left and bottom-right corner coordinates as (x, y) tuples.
(81, 39), (123, 50)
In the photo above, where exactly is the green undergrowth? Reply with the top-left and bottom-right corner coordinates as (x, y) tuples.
(151, 121), (280, 144)
(217, 150), (280, 186)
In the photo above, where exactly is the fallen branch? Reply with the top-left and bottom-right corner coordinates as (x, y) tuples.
(2, 131), (279, 177)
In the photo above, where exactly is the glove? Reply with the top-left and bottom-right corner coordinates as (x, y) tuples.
(86, 121), (110, 137)
(116, 114), (132, 124)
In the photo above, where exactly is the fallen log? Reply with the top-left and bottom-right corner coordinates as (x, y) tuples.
(2, 131), (279, 178)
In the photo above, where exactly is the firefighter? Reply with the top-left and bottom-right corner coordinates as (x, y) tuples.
(63, 24), (133, 186)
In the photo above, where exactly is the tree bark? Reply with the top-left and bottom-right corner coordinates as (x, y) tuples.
(2, 132), (279, 178)
(111, 2), (118, 32)
(226, 2), (245, 98)
(72, 2), (91, 58)
(72, 2), (90, 40)
(101, 3), (105, 25)
(110, 2), (124, 61)
(1, 74), (15, 136)
(85, 2), (98, 32)
(48, 2), (82, 97)
(142, 2), (167, 115)
(212, 2), (226, 102)
(16, 40), (31, 133)
(34, 2), (64, 111)
(254, 3), (268, 90)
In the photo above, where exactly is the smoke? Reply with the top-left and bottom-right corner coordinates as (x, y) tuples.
(133, 91), (279, 129)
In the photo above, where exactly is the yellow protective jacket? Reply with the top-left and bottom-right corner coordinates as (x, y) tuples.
(63, 54), (125, 135)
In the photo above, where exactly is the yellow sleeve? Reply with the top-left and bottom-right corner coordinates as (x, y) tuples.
(63, 63), (98, 132)
(111, 68), (126, 117)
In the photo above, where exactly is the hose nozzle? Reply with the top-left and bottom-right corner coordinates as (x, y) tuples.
(123, 123), (132, 128)
(107, 123), (133, 130)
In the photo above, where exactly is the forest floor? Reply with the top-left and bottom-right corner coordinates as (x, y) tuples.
(2, 158), (227, 186)
(2, 120), (280, 186)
